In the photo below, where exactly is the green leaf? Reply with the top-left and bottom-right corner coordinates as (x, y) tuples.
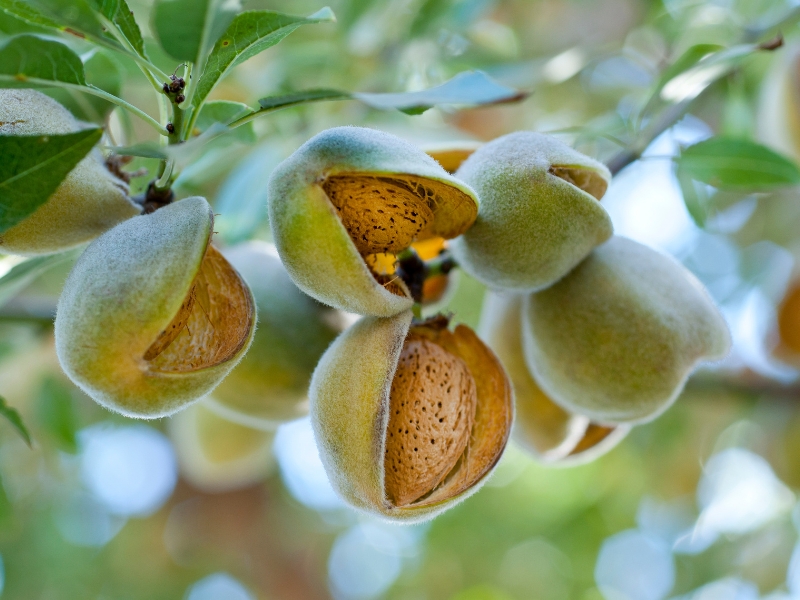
(0, 129), (103, 233)
(257, 88), (350, 112)
(27, 0), (110, 41)
(253, 71), (524, 118)
(0, 395), (31, 447)
(659, 43), (759, 103)
(192, 7), (335, 109)
(676, 165), (709, 227)
(0, 35), (86, 87)
(152, 0), (241, 65)
(36, 377), (78, 453)
(678, 137), (800, 190)
(354, 71), (526, 112)
(195, 100), (254, 142)
(113, 122), (230, 163)
(655, 44), (723, 95)
(89, 0), (146, 57)
(0, 0), (130, 51)
(110, 141), (168, 159)
(46, 50), (124, 122)
(0, 253), (72, 309)
(214, 144), (280, 243)
(0, 0), (61, 30)
(0, 472), (12, 526)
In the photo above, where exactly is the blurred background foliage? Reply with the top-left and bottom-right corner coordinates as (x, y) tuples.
(3, 0), (800, 598)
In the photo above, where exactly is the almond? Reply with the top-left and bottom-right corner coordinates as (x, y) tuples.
(268, 126), (479, 317)
(55, 197), (256, 418)
(384, 335), (476, 506)
(309, 311), (512, 522)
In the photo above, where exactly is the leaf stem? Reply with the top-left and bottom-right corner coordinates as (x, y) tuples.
(84, 85), (168, 136)
(606, 8), (793, 175)
(606, 97), (695, 175)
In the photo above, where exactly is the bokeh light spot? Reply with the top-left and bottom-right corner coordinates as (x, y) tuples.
(595, 529), (674, 600)
(328, 522), (421, 600)
(274, 417), (344, 512)
(185, 573), (254, 600)
(80, 423), (178, 517)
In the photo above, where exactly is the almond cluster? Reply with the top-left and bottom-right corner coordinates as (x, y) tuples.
(2, 90), (730, 521)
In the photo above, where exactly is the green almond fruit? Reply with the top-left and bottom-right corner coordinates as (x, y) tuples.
(0, 89), (141, 256)
(480, 291), (629, 464)
(522, 236), (731, 424)
(310, 312), (512, 522)
(268, 126), (479, 317)
(169, 401), (275, 493)
(204, 241), (345, 428)
(450, 131), (613, 291)
(55, 197), (256, 418)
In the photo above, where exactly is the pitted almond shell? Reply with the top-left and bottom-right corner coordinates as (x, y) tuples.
(0, 89), (141, 256)
(384, 333), (476, 506)
(522, 236), (731, 424)
(450, 131), (613, 292)
(55, 197), (256, 418)
(424, 141), (483, 174)
(309, 311), (512, 522)
(268, 126), (479, 317)
(480, 291), (629, 464)
(203, 242), (343, 428)
(169, 401), (275, 493)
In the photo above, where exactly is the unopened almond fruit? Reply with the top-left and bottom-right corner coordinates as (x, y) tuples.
(169, 401), (275, 493)
(450, 131), (613, 291)
(55, 197), (256, 418)
(310, 312), (512, 521)
(268, 126), (479, 317)
(522, 236), (731, 424)
(0, 89), (141, 256)
(480, 291), (628, 464)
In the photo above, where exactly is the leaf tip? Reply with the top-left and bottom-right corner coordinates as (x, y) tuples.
(309, 7), (336, 22)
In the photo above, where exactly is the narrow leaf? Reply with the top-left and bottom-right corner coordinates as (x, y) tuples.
(678, 137), (800, 190)
(47, 50), (123, 122)
(660, 43), (759, 103)
(152, 0), (240, 65)
(89, 0), (146, 57)
(36, 377), (78, 453)
(0, 129), (103, 233)
(0, 253), (71, 309)
(27, 0), (110, 41)
(0, 395), (31, 447)
(253, 71), (525, 119)
(0, 35), (86, 87)
(0, 0), (61, 30)
(257, 88), (349, 112)
(1, 0), (126, 51)
(354, 71), (526, 112)
(655, 44), (723, 95)
(676, 165), (709, 227)
(195, 100), (254, 142)
(214, 144), (281, 243)
(110, 141), (168, 159)
(193, 7), (335, 109)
